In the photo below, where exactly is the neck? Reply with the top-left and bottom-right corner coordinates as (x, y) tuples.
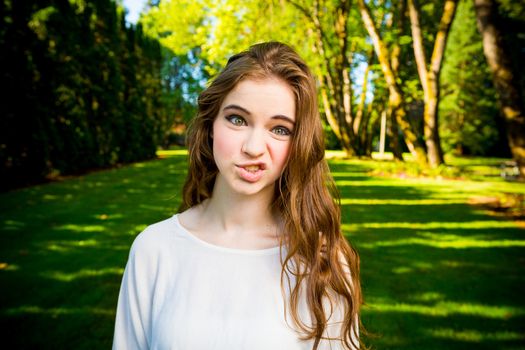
(203, 176), (278, 233)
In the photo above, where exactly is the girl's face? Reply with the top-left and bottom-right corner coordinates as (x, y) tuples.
(212, 77), (296, 197)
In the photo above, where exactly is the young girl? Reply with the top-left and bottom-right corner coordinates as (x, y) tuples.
(113, 41), (362, 350)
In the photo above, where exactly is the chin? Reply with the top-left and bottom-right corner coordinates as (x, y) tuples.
(232, 180), (274, 196)
(234, 185), (267, 196)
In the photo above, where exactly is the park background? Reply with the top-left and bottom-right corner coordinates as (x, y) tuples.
(1, 0), (524, 348)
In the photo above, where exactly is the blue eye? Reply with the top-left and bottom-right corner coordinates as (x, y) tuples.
(272, 126), (292, 136)
(226, 115), (247, 126)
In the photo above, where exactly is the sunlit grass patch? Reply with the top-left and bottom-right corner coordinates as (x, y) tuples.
(340, 198), (467, 205)
(4, 305), (114, 317)
(411, 292), (445, 302)
(156, 149), (189, 157)
(41, 267), (124, 282)
(2, 220), (26, 231)
(343, 220), (520, 231)
(426, 328), (525, 342)
(358, 234), (525, 249)
(325, 150), (347, 159)
(54, 224), (107, 233)
(368, 299), (525, 319)
(45, 239), (101, 252)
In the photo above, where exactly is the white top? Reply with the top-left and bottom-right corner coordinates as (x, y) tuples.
(112, 214), (353, 350)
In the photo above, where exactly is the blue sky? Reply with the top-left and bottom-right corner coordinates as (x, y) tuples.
(122, 0), (147, 24)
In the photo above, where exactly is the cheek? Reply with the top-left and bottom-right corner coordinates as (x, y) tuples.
(269, 142), (292, 171)
(212, 123), (239, 161)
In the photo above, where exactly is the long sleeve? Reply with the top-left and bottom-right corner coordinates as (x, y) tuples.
(113, 231), (157, 350)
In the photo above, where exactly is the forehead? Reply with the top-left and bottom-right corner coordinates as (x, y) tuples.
(221, 77), (296, 120)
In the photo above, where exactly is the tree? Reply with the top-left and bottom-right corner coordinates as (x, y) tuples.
(357, 0), (428, 166)
(440, 0), (503, 156)
(407, 0), (458, 167)
(474, 0), (525, 177)
(0, 0), (169, 190)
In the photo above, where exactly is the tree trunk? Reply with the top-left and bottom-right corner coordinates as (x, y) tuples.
(474, 0), (525, 177)
(387, 103), (404, 160)
(388, 0), (406, 162)
(357, 0), (427, 166)
(364, 100), (380, 157)
(379, 109), (387, 156)
(408, 0), (457, 167)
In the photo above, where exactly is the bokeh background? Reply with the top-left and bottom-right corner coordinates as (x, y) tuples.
(1, 0), (524, 348)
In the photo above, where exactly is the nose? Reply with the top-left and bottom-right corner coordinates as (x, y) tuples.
(242, 129), (266, 158)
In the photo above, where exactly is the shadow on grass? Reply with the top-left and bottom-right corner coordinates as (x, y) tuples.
(0, 153), (188, 348)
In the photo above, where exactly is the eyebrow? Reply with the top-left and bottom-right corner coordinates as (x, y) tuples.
(223, 104), (295, 125)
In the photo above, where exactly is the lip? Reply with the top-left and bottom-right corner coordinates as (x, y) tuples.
(235, 162), (267, 183)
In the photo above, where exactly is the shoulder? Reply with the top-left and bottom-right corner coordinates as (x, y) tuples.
(129, 216), (178, 260)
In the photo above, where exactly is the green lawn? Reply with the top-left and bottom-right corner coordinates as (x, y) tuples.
(1, 150), (524, 349)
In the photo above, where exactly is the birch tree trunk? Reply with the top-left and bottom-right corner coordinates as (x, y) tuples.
(388, 0), (406, 161)
(408, 0), (457, 168)
(379, 109), (387, 156)
(474, 0), (525, 177)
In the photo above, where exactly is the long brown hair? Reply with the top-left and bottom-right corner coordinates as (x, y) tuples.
(180, 41), (363, 350)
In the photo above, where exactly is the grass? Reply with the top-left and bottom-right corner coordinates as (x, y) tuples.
(1, 150), (524, 349)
